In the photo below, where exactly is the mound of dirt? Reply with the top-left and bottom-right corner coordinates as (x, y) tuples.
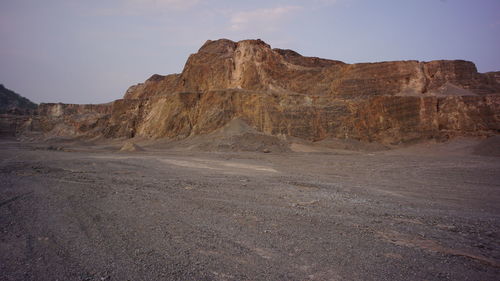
(185, 118), (290, 153)
(215, 117), (256, 136)
(313, 137), (389, 152)
(120, 142), (144, 152)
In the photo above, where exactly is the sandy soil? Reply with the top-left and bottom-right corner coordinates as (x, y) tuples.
(1, 137), (499, 280)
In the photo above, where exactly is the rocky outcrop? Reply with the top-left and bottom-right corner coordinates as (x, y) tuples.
(0, 84), (37, 115)
(124, 40), (500, 99)
(99, 90), (499, 144)
(24, 103), (112, 139)
(23, 39), (500, 144)
(0, 85), (37, 137)
(0, 114), (32, 137)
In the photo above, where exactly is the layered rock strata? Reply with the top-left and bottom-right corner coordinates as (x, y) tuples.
(25, 103), (112, 138)
(28, 39), (500, 144)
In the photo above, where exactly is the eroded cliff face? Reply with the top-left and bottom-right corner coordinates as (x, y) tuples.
(25, 103), (112, 138)
(28, 39), (500, 144)
(100, 90), (499, 144)
(124, 39), (500, 99)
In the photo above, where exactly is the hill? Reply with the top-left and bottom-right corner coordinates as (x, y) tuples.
(18, 39), (500, 145)
(0, 84), (37, 114)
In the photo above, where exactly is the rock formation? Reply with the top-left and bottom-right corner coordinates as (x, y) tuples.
(0, 84), (37, 114)
(23, 39), (500, 145)
(0, 85), (37, 137)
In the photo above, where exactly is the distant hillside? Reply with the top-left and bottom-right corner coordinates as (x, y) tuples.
(0, 84), (37, 114)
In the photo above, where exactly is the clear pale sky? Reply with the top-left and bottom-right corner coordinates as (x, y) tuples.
(1, 0), (499, 104)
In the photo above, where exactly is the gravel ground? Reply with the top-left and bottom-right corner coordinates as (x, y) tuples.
(1, 138), (499, 281)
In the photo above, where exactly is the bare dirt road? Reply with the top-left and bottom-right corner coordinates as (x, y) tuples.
(1, 138), (499, 280)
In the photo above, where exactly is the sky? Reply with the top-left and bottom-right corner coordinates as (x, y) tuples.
(1, 0), (499, 104)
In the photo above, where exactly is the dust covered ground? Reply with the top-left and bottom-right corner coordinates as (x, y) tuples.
(1, 137), (500, 281)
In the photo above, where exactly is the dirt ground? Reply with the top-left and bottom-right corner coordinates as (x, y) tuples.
(1, 137), (499, 281)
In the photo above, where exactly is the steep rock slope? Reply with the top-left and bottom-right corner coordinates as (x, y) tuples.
(125, 39), (500, 99)
(31, 39), (500, 144)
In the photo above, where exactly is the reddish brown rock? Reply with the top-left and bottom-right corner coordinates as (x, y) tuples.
(27, 103), (112, 139)
(0, 114), (31, 137)
(124, 39), (500, 100)
(123, 74), (180, 99)
(25, 39), (500, 145)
